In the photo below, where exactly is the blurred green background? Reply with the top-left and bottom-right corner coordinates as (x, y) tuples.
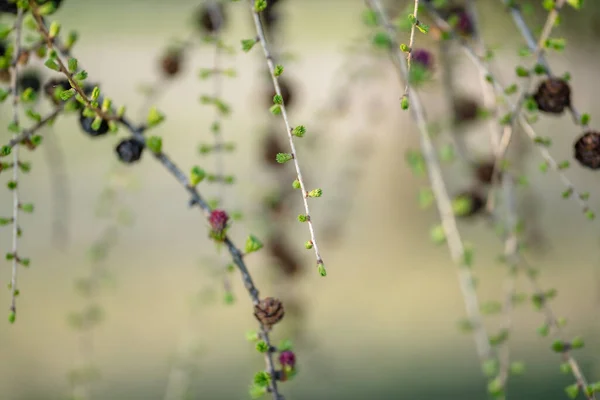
(2, 0), (600, 399)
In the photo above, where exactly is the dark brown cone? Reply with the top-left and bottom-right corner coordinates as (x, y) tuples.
(197, 3), (226, 34)
(533, 78), (571, 114)
(453, 97), (480, 124)
(260, 0), (284, 34)
(474, 161), (501, 185)
(254, 297), (285, 328)
(574, 131), (600, 170)
(268, 236), (301, 276)
(161, 52), (181, 77)
(262, 132), (285, 166)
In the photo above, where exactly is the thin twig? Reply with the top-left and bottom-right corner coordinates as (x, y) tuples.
(464, 2), (516, 394)
(403, 0), (420, 97)
(246, 0), (325, 276)
(5, 106), (64, 149)
(8, 8), (25, 323)
(365, 0), (494, 368)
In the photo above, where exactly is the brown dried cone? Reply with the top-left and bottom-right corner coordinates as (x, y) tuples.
(533, 78), (571, 114)
(196, 2), (226, 34)
(254, 297), (285, 329)
(474, 161), (501, 185)
(453, 96), (480, 125)
(574, 131), (600, 170)
(267, 235), (301, 277)
(260, 0), (284, 35)
(262, 132), (285, 167)
(160, 50), (182, 78)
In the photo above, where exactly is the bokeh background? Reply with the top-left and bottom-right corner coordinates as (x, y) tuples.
(2, 0), (600, 399)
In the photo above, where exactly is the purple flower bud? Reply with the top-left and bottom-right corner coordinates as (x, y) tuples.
(278, 350), (296, 368)
(209, 209), (229, 240)
(449, 7), (473, 36)
(411, 48), (434, 70)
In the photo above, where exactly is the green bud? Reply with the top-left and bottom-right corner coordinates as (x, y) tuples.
(147, 136), (163, 154)
(307, 188), (322, 198)
(304, 241), (313, 249)
(190, 166), (206, 186)
(255, 340), (269, 353)
(292, 125), (306, 137)
(59, 88), (76, 101)
(49, 21), (61, 38)
(44, 59), (60, 71)
(245, 235), (263, 254)
(241, 38), (257, 52)
(571, 336), (585, 349)
(276, 153), (293, 163)
(67, 57), (78, 73)
(401, 95), (409, 110)
(20, 203), (34, 213)
(297, 214), (309, 222)
(292, 179), (301, 189)
(253, 0), (267, 12)
(91, 116), (103, 131)
(565, 383), (579, 399)
(317, 263), (327, 277)
(551, 340), (566, 353)
(274, 64), (284, 76)
(246, 330), (259, 342)
(147, 107), (165, 128)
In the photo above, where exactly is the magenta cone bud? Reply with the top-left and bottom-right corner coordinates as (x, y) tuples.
(411, 48), (434, 70)
(279, 350), (296, 368)
(209, 209), (229, 239)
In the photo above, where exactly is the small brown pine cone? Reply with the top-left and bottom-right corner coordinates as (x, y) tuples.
(160, 52), (181, 77)
(533, 78), (571, 114)
(474, 161), (501, 185)
(197, 3), (226, 34)
(574, 131), (600, 170)
(268, 236), (301, 276)
(254, 297), (284, 328)
(453, 97), (480, 124)
(262, 132), (285, 166)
